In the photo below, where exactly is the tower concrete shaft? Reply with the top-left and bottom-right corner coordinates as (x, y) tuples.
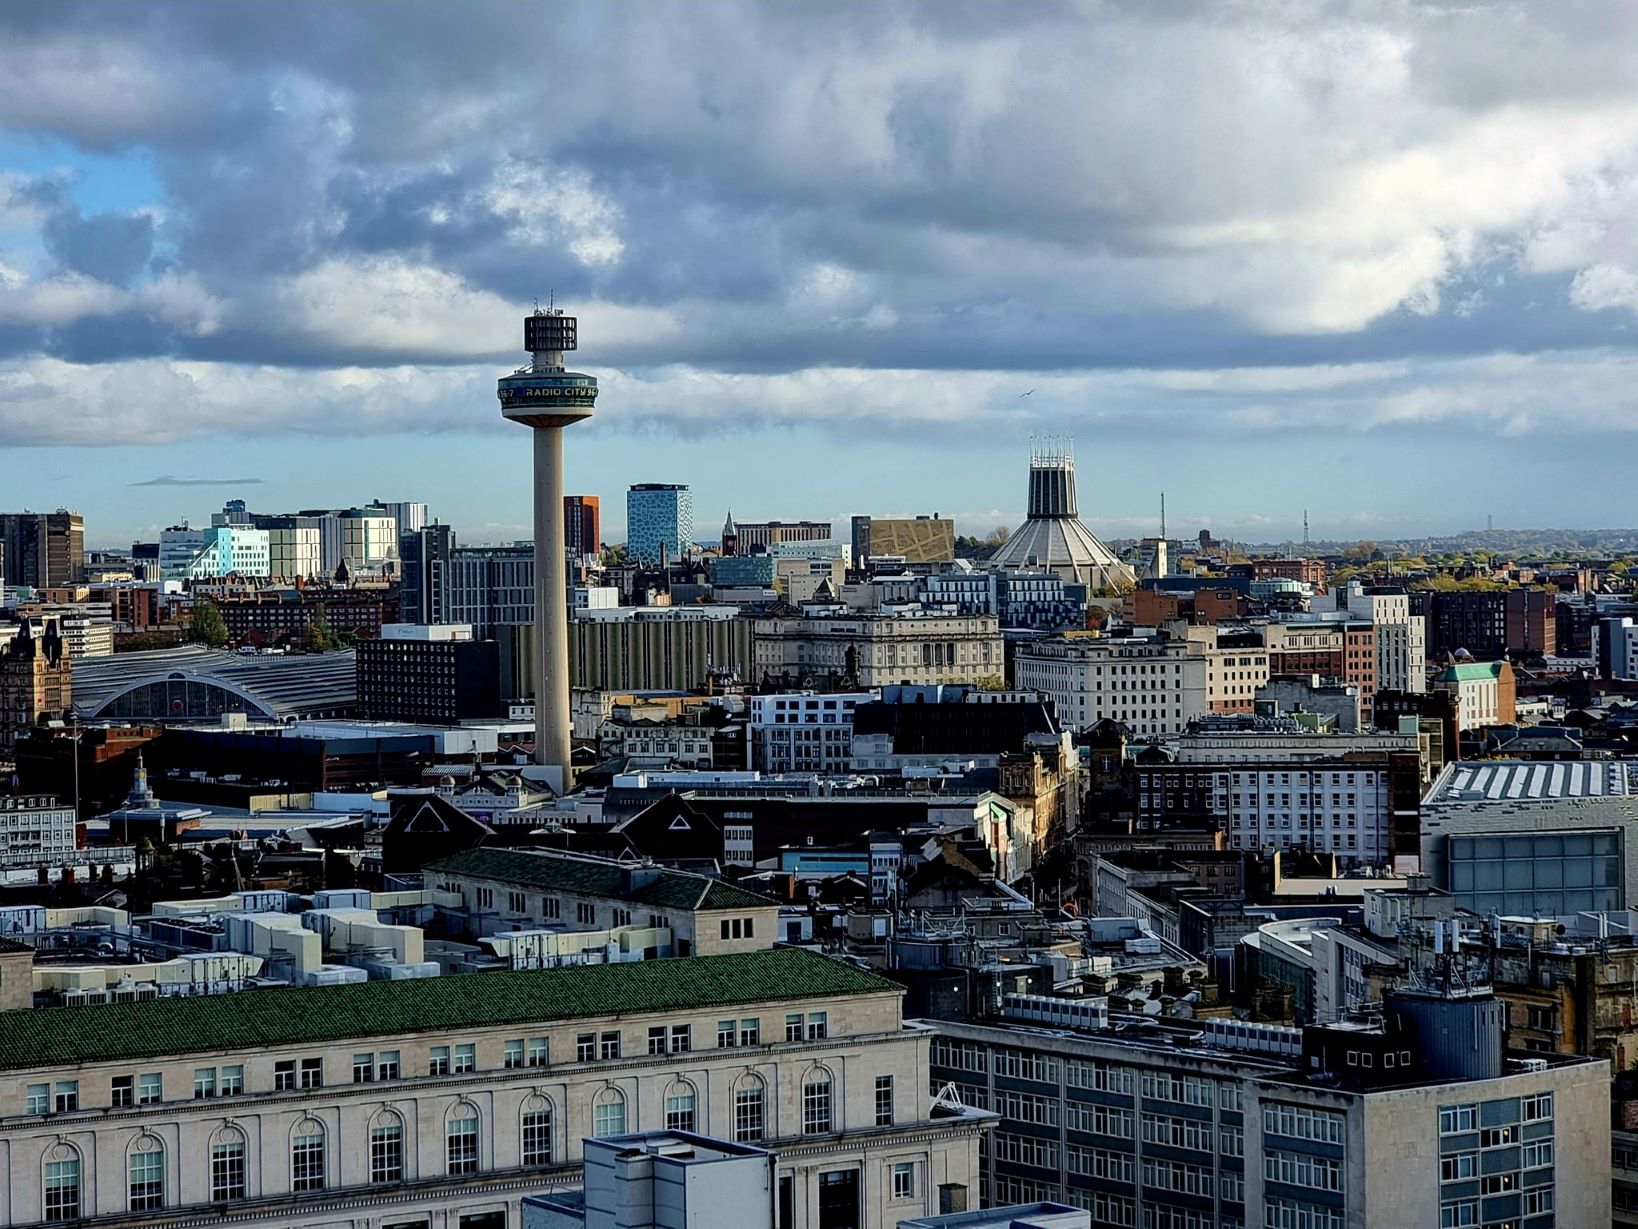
(498, 309), (597, 789)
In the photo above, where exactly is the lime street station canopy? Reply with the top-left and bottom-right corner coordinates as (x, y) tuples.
(71, 645), (357, 721)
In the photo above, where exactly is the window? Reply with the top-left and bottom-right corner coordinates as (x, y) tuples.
(211, 1136), (246, 1202)
(735, 1081), (765, 1142)
(44, 1155), (80, 1222)
(276, 1060), (298, 1091)
(508, 890), (526, 914)
(361, 1117), (401, 1184)
(613, 907), (631, 926)
(220, 1064), (244, 1096)
(292, 1128), (326, 1192)
(600, 1030), (620, 1060)
(807, 1010), (828, 1040)
(1522, 1187), (1553, 1215)
(1265, 1103), (1346, 1145)
(196, 1066), (220, 1098)
(504, 1039), (525, 1068)
(670, 1024), (691, 1053)
(803, 1070), (833, 1134)
(1439, 1103), (1476, 1135)
(129, 1144), (164, 1211)
(454, 1044), (475, 1074)
(593, 1091), (626, 1138)
(649, 1026), (668, 1055)
(892, 1162), (916, 1200)
(447, 1113), (479, 1175)
(299, 1057), (323, 1088)
(1264, 1149), (1343, 1193)
(666, 1083), (698, 1132)
(430, 1045), (452, 1076)
(138, 1072), (162, 1104)
(1480, 1125), (1518, 1148)
(1480, 1172), (1518, 1195)
(112, 1075), (134, 1107)
(26, 1083), (49, 1115)
(739, 1018), (759, 1047)
(786, 1013), (804, 1042)
(542, 898), (561, 920)
(1522, 1139), (1553, 1168)
(523, 1107), (553, 1166)
(1441, 1152), (1477, 1181)
(875, 1075), (894, 1126)
(378, 1051), (400, 1081)
(1438, 1200), (1478, 1229)
(577, 902), (595, 926)
(1521, 1091), (1553, 1122)
(577, 1033), (596, 1062)
(353, 1053), (375, 1084)
(527, 1037), (548, 1068)
(718, 1019), (737, 1048)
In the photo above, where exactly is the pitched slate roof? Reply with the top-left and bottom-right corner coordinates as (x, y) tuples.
(426, 847), (776, 912)
(0, 948), (897, 1071)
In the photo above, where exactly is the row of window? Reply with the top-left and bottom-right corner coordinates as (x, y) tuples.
(34, 1068), (885, 1223)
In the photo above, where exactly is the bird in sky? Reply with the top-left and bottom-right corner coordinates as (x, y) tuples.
(1019, 389), (1036, 397)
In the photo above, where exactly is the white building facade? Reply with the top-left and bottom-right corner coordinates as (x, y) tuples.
(749, 691), (875, 773)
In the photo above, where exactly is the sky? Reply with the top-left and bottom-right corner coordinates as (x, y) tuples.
(3, 2), (1638, 548)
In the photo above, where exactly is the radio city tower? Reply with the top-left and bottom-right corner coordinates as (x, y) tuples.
(497, 308), (597, 788)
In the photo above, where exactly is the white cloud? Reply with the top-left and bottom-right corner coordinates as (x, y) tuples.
(1569, 263), (1638, 313)
(482, 158), (625, 267)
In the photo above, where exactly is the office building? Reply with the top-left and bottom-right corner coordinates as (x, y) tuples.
(1426, 589), (1557, 660)
(402, 522), (458, 624)
(733, 520), (831, 553)
(371, 498), (428, 541)
(749, 691), (875, 774)
(1263, 618), (1377, 723)
(1316, 583), (1426, 693)
(564, 495), (601, 558)
(627, 484), (695, 564)
(255, 516), (325, 582)
(1013, 629), (1268, 738)
(356, 624), (503, 724)
(1598, 616), (1638, 680)
(850, 515), (957, 565)
(0, 793), (77, 863)
(926, 988), (1608, 1226)
(1420, 759), (1638, 915)
(450, 544), (537, 636)
(0, 947), (990, 1229)
(752, 610), (1002, 689)
(0, 510), (84, 589)
(564, 606), (754, 694)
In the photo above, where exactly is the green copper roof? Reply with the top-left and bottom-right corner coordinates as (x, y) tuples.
(1435, 662), (1506, 682)
(426, 848), (777, 912)
(0, 949), (899, 1072)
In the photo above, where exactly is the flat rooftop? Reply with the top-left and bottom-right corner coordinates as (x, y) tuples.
(1426, 760), (1635, 806)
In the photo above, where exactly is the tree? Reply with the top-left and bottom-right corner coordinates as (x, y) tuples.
(188, 601), (229, 648)
(984, 526), (1011, 546)
(299, 605), (343, 653)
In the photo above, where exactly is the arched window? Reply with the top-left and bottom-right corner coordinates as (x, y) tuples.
(733, 1073), (766, 1143)
(664, 1079), (698, 1133)
(129, 1133), (166, 1211)
(802, 1067), (834, 1135)
(522, 1095), (554, 1167)
(291, 1119), (326, 1192)
(592, 1087), (627, 1139)
(370, 1109), (405, 1184)
(447, 1104), (480, 1175)
(210, 1126), (247, 1203)
(43, 1143), (81, 1223)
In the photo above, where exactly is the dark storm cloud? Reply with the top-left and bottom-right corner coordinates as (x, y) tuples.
(2, 1), (1638, 446)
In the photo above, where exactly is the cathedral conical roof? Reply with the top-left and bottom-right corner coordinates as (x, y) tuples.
(989, 443), (1134, 593)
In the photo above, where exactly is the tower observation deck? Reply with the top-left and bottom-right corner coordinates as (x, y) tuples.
(498, 309), (597, 788)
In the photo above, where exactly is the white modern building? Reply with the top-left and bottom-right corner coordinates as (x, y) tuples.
(750, 691), (876, 773)
(158, 524), (271, 579)
(0, 794), (77, 863)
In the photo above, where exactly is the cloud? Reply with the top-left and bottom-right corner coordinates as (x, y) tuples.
(128, 474), (266, 487)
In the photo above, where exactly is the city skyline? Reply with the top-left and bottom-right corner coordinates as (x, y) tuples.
(5, 3), (1638, 541)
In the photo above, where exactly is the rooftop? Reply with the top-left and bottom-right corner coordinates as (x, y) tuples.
(1426, 759), (1635, 806)
(0, 948), (894, 1071)
(71, 644), (357, 720)
(426, 847), (778, 912)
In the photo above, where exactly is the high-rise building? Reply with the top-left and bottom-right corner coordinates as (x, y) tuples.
(987, 443), (1134, 592)
(401, 522), (457, 624)
(157, 524), (271, 579)
(371, 499), (428, 541)
(355, 624), (502, 723)
(0, 510), (84, 588)
(563, 495), (601, 558)
(627, 484), (694, 564)
(255, 516), (325, 582)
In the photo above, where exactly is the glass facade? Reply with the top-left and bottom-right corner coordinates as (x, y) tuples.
(1447, 830), (1622, 915)
(627, 484), (694, 564)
